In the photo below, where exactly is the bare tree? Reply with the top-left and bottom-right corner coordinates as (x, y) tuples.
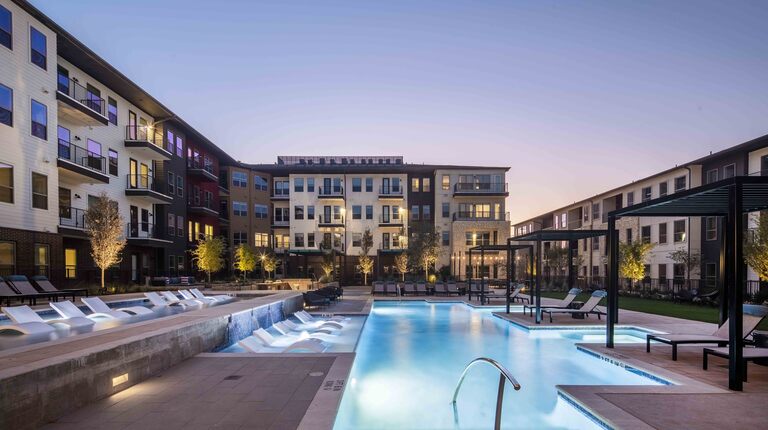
(84, 193), (126, 293)
(190, 236), (226, 283)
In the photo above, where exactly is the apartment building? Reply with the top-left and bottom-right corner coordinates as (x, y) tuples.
(511, 133), (768, 290)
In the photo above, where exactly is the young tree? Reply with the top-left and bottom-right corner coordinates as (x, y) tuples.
(620, 241), (654, 287)
(408, 227), (442, 281)
(744, 212), (768, 280)
(544, 246), (569, 277)
(84, 193), (126, 293)
(260, 251), (278, 280)
(395, 252), (409, 282)
(358, 228), (374, 285)
(668, 248), (701, 287)
(320, 249), (336, 282)
(190, 235), (225, 283)
(233, 244), (257, 281)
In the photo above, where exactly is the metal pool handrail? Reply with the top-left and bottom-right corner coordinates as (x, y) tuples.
(451, 357), (521, 430)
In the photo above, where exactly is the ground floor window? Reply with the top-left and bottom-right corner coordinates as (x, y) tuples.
(65, 248), (77, 279)
(34, 243), (49, 277)
(0, 241), (15, 276)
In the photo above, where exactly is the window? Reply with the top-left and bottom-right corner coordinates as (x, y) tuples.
(204, 224), (214, 239)
(64, 248), (76, 279)
(30, 99), (46, 139)
(411, 178), (420, 192)
(423, 178), (431, 192)
(365, 205), (373, 220)
(352, 233), (362, 247)
(254, 175), (268, 191)
(659, 181), (668, 197)
(365, 177), (373, 192)
(176, 216), (183, 237)
(411, 205), (420, 221)
(352, 178), (361, 192)
(442, 231), (450, 246)
(233, 232), (247, 246)
(592, 237), (600, 251)
(422, 205), (431, 220)
(626, 191), (634, 207)
(307, 205), (315, 220)
(673, 263), (685, 281)
(274, 180), (289, 196)
(591, 203), (600, 220)
(232, 171), (247, 187)
(0, 162), (12, 203)
(294, 205), (304, 220)
(175, 135), (183, 157)
(32, 243), (49, 276)
(442, 202), (450, 218)
(642, 187), (651, 202)
(705, 263), (717, 288)
(658, 264), (667, 282)
(233, 201), (247, 216)
(176, 175), (183, 197)
(674, 176), (687, 192)
(107, 97), (117, 125)
(165, 129), (175, 153)
(31, 172), (47, 209)
(392, 205), (400, 220)
(255, 233), (269, 247)
(306, 177), (315, 192)
(641, 226), (651, 244)
(167, 172), (175, 195)
(382, 233), (390, 250)
(294, 177), (304, 192)
(0, 83), (12, 127)
(0, 5), (10, 50)
(706, 169), (718, 184)
(275, 207), (289, 222)
(673, 220), (686, 242)
(108, 149), (118, 176)
(168, 214), (175, 237)
(442, 175), (450, 190)
(393, 233), (400, 248)
(352, 205), (361, 220)
(30, 27), (46, 70)
(294, 233), (305, 247)
(0, 240), (14, 275)
(254, 204), (268, 219)
(626, 228), (633, 244)
(723, 164), (736, 179)
(658, 222), (667, 244)
(705, 217), (717, 241)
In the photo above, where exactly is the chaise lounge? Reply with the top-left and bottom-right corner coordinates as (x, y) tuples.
(238, 328), (326, 352)
(540, 290), (607, 323)
(82, 297), (153, 318)
(524, 288), (582, 316)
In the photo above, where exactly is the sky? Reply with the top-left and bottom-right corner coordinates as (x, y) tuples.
(30, 0), (768, 223)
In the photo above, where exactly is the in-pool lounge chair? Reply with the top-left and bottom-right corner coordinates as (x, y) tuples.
(541, 290), (607, 323)
(6, 275), (60, 304)
(647, 304), (768, 361)
(159, 291), (200, 308)
(3, 305), (91, 331)
(703, 347), (768, 381)
(273, 320), (337, 336)
(190, 288), (232, 303)
(178, 289), (214, 305)
(144, 292), (183, 309)
(0, 306), (57, 334)
(524, 288), (582, 316)
(31, 276), (88, 300)
(238, 328), (325, 352)
(82, 297), (152, 318)
(294, 310), (345, 328)
(49, 301), (101, 326)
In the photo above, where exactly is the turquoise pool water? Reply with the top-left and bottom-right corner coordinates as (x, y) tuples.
(333, 301), (663, 430)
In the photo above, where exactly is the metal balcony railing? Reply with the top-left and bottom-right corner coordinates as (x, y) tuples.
(125, 124), (162, 143)
(378, 186), (403, 197)
(188, 193), (215, 210)
(318, 186), (344, 197)
(126, 174), (166, 194)
(58, 140), (106, 174)
(318, 215), (344, 225)
(187, 157), (215, 176)
(452, 212), (510, 221)
(56, 76), (107, 117)
(126, 223), (163, 240)
(59, 206), (86, 229)
(454, 182), (508, 193)
(379, 214), (404, 224)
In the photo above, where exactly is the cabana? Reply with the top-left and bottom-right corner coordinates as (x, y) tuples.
(467, 243), (534, 312)
(509, 230), (607, 323)
(607, 175), (768, 391)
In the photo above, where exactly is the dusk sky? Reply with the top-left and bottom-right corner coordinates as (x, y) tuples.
(31, 0), (768, 223)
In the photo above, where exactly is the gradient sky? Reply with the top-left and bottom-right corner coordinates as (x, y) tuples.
(30, 0), (768, 223)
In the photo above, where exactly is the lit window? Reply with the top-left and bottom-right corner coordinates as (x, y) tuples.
(441, 175), (450, 190)
(0, 162), (13, 203)
(64, 248), (76, 278)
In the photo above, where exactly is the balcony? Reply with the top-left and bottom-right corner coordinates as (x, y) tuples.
(271, 190), (290, 200)
(187, 194), (218, 217)
(319, 240), (345, 254)
(452, 212), (510, 222)
(453, 182), (509, 197)
(126, 223), (171, 247)
(124, 125), (172, 160)
(57, 140), (109, 184)
(318, 215), (345, 227)
(318, 187), (344, 199)
(58, 206), (87, 237)
(271, 218), (290, 229)
(125, 174), (173, 204)
(379, 214), (405, 227)
(187, 158), (217, 182)
(378, 186), (404, 199)
(56, 77), (109, 126)
(379, 243), (407, 253)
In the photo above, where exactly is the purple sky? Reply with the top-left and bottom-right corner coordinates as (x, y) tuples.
(31, 0), (768, 222)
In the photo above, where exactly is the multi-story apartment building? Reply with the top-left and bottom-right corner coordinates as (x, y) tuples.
(511, 133), (768, 290)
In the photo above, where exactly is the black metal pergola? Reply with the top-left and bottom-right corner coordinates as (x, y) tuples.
(467, 243), (535, 312)
(606, 175), (768, 391)
(509, 230), (607, 323)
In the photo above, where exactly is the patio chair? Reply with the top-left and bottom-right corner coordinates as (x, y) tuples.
(541, 290), (607, 323)
(238, 328), (326, 352)
(416, 282), (427, 295)
(303, 292), (330, 308)
(82, 297), (152, 318)
(372, 281), (385, 295)
(647, 304), (768, 361)
(401, 282), (415, 295)
(524, 288), (581, 316)
(6, 275), (60, 304)
(3, 305), (91, 330)
(190, 288), (233, 303)
(31, 276), (88, 300)
(48, 301), (98, 327)
(433, 283), (448, 296)
(0, 276), (38, 306)
(0, 305), (57, 335)
(703, 347), (768, 382)
(446, 283), (461, 296)
(385, 282), (398, 296)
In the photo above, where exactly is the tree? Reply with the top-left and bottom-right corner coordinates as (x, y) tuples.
(544, 246), (569, 277)
(620, 241), (654, 286)
(408, 226), (442, 281)
(320, 249), (336, 282)
(190, 235), (225, 283)
(260, 251), (278, 280)
(84, 193), (126, 293)
(358, 228), (374, 285)
(668, 248), (701, 287)
(395, 253), (409, 282)
(745, 212), (768, 280)
(233, 244), (257, 281)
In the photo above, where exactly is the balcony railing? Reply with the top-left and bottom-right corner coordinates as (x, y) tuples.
(452, 212), (510, 221)
(125, 124), (162, 143)
(318, 187), (344, 198)
(378, 186), (403, 197)
(320, 240), (345, 253)
(59, 206), (86, 229)
(126, 174), (166, 194)
(58, 140), (107, 174)
(319, 215), (344, 225)
(379, 214), (404, 225)
(57, 77), (107, 117)
(187, 157), (215, 176)
(272, 189), (290, 198)
(188, 194), (215, 210)
(126, 223), (163, 240)
(454, 182), (508, 194)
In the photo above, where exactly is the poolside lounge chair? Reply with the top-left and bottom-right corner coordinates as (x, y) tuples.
(159, 291), (201, 308)
(372, 282), (385, 295)
(303, 292), (330, 308)
(433, 283), (447, 296)
(48, 301), (99, 327)
(541, 290), (607, 323)
(4, 305), (92, 330)
(190, 288), (233, 303)
(402, 283), (415, 295)
(0, 305), (57, 335)
(385, 282), (398, 296)
(273, 320), (337, 336)
(446, 283), (461, 296)
(524, 288), (582, 316)
(647, 305), (768, 361)
(703, 347), (768, 381)
(31, 276), (88, 300)
(0, 276), (38, 306)
(6, 275), (60, 304)
(238, 328), (325, 352)
(82, 297), (152, 318)
(416, 283), (427, 295)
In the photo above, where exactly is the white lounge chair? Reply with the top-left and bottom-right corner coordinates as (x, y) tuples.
(295, 310), (347, 326)
(0, 306), (57, 334)
(238, 328), (326, 352)
(49, 300), (101, 326)
(647, 305), (768, 361)
(3, 305), (91, 331)
(541, 290), (607, 323)
(178, 289), (213, 305)
(274, 320), (337, 336)
(82, 297), (152, 318)
(159, 291), (200, 308)
(190, 288), (232, 303)
(524, 288), (582, 316)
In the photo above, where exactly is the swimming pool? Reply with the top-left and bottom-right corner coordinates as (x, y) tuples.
(333, 301), (664, 430)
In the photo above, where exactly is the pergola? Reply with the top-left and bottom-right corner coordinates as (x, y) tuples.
(467, 243), (534, 312)
(606, 175), (768, 391)
(510, 230), (607, 323)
